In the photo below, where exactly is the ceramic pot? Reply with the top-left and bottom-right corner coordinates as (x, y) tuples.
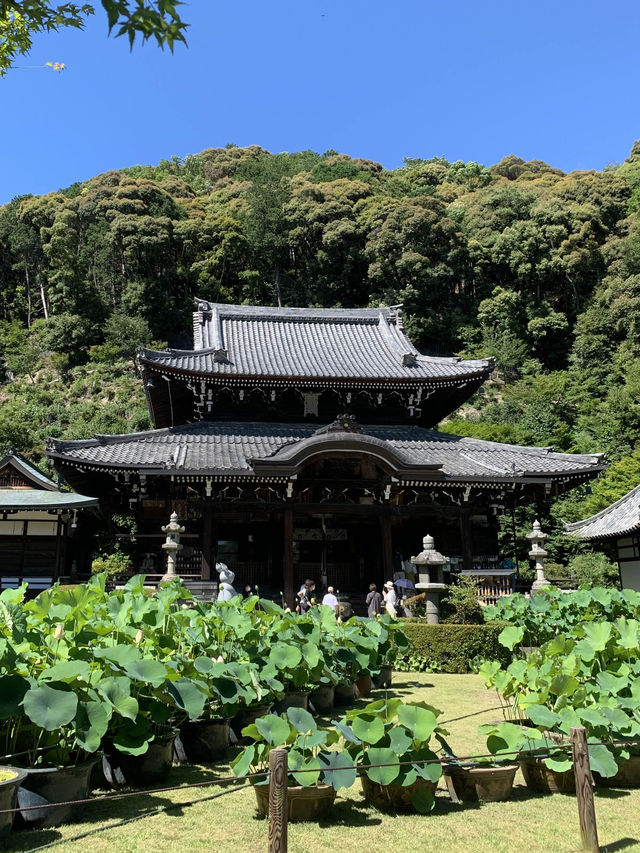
(309, 684), (335, 714)
(444, 764), (518, 802)
(0, 766), (28, 835)
(361, 774), (437, 812)
(520, 757), (575, 794)
(231, 704), (273, 743)
(273, 691), (309, 715)
(372, 666), (392, 689)
(179, 719), (230, 763)
(354, 674), (372, 699)
(595, 755), (640, 788)
(108, 732), (177, 788)
(16, 759), (98, 828)
(334, 683), (355, 706)
(254, 782), (336, 821)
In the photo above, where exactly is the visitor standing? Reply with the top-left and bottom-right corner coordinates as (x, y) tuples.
(322, 586), (338, 612)
(383, 581), (397, 617)
(298, 582), (314, 614)
(366, 583), (383, 617)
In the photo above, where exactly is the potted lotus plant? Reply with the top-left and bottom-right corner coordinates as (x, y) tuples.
(441, 722), (529, 802)
(336, 698), (446, 813)
(231, 707), (356, 821)
(0, 765), (28, 836)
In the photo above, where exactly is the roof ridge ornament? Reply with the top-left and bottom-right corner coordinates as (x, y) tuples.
(314, 414), (363, 435)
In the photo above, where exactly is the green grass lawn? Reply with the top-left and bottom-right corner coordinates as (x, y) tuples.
(4, 673), (640, 853)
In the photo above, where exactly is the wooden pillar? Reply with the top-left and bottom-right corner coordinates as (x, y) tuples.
(459, 506), (473, 570)
(380, 512), (393, 581)
(54, 515), (63, 579)
(283, 508), (294, 608)
(571, 726), (599, 852)
(200, 502), (215, 580)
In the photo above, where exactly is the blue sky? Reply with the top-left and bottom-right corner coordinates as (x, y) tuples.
(2, 0), (640, 203)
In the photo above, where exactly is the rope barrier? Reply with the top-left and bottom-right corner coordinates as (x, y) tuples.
(2, 737), (639, 816)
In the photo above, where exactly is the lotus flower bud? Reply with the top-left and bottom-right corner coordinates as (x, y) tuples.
(337, 617), (343, 624)
(53, 624), (63, 641)
(284, 607), (291, 614)
(216, 655), (224, 663)
(135, 629), (143, 645)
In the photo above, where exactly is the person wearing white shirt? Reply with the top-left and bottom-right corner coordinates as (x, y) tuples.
(322, 586), (339, 612)
(383, 581), (397, 617)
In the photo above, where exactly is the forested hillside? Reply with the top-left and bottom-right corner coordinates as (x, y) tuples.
(3, 143), (640, 572)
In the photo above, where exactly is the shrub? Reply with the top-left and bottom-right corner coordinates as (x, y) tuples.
(568, 552), (619, 588)
(440, 575), (484, 624)
(395, 620), (512, 674)
(91, 549), (132, 577)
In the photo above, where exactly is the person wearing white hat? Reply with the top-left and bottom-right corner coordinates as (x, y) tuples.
(383, 581), (397, 617)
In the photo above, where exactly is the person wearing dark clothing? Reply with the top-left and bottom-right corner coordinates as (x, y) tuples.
(366, 583), (383, 618)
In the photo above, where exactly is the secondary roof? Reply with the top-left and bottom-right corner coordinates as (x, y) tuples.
(565, 486), (640, 540)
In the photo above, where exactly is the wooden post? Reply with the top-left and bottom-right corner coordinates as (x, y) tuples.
(459, 506), (473, 570)
(571, 726), (599, 853)
(283, 508), (294, 608)
(268, 747), (288, 853)
(200, 502), (214, 580)
(380, 512), (393, 580)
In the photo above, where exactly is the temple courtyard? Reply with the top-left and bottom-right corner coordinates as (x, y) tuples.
(4, 673), (639, 853)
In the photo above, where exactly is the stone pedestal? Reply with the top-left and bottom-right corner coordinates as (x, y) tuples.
(412, 534), (449, 624)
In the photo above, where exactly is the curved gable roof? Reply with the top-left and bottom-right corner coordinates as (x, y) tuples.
(138, 302), (493, 383)
(565, 486), (640, 540)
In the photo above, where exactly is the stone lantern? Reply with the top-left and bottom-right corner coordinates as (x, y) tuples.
(161, 511), (185, 581)
(527, 519), (550, 593)
(413, 534), (448, 624)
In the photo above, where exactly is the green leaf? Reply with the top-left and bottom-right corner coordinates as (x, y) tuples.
(318, 751), (356, 790)
(74, 700), (110, 752)
(332, 720), (362, 745)
(351, 713), (385, 745)
(364, 747), (399, 785)
(526, 704), (561, 730)
(93, 644), (141, 668)
(111, 717), (153, 755)
(411, 786), (435, 813)
(582, 622), (612, 652)
(125, 658), (168, 686)
(388, 725), (412, 756)
(397, 704), (438, 742)
(545, 755), (572, 773)
(288, 750), (321, 786)
(96, 676), (138, 720)
(588, 743), (618, 779)
(286, 706), (316, 734)
(498, 625), (524, 650)
(255, 714), (291, 746)
(268, 643), (302, 671)
(40, 660), (91, 682)
(168, 678), (206, 720)
(231, 744), (255, 778)
(23, 683), (78, 730)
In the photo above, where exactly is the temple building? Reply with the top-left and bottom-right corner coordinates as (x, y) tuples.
(0, 451), (97, 591)
(566, 486), (640, 591)
(48, 302), (605, 604)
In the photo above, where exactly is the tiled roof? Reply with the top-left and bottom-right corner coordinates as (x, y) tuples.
(0, 490), (98, 511)
(138, 302), (493, 383)
(565, 486), (640, 540)
(0, 451), (61, 491)
(48, 422), (604, 483)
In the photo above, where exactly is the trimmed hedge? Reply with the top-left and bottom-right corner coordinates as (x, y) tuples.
(395, 619), (512, 674)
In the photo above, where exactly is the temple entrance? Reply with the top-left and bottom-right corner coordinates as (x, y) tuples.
(291, 514), (383, 595)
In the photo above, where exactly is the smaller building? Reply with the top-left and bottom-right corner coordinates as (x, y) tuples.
(565, 486), (640, 591)
(0, 451), (98, 592)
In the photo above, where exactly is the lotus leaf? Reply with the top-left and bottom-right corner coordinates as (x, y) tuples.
(318, 750), (357, 790)
(288, 750), (321, 786)
(397, 704), (438, 742)
(364, 747), (400, 785)
(23, 683), (78, 730)
(286, 706), (316, 734)
(255, 714), (292, 746)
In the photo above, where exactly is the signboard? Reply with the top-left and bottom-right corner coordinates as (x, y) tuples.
(293, 528), (347, 542)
